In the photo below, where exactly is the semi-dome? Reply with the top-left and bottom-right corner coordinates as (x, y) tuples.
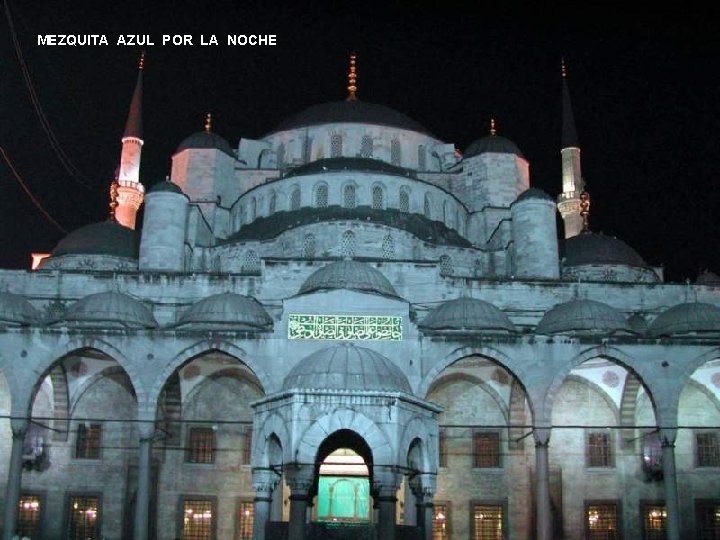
(284, 157), (414, 179)
(648, 302), (720, 337)
(563, 232), (646, 267)
(299, 260), (400, 298)
(175, 131), (234, 157)
(175, 292), (273, 331)
(269, 100), (432, 135)
(58, 291), (157, 329)
(0, 292), (40, 326)
(464, 135), (524, 159)
(418, 297), (516, 333)
(149, 180), (184, 194)
(536, 299), (631, 335)
(51, 221), (138, 259)
(282, 343), (411, 393)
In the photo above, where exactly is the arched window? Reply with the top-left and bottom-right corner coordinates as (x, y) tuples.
(382, 233), (395, 259)
(418, 145), (426, 171)
(290, 187), (301, 211)
(361, 135), (373, 158)
(302, 234), (316, 259)
(315, 184), (328, 208)
(277, 143), (286, 169)
(243, 250), (260, 275)
(391, 139), (401, 166)
(250, 197), (257, 222)
(331, 133), (343, 158)
(372, 184), (384, 210)
(303, 136), (312, 163)
(439, 255), (453, 276)
(343, 184), (357, 209)
(424, 193), (432, 219)
(269, 191), (277, 214)
(341, 230), (356, 258)
(399, 188), (410, 213)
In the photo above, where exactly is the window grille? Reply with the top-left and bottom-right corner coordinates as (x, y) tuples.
(641, 503), (666, 540)
(302, 234), (316, 259)
(432, 503), (449, 540)
(315, 184), (328, 208)
(343, 184), (357, 209)
(341, 231), (356, 258)
(587, 431), (613, 468)
(361, 135), (373, 158)
(237, 501), (254, 540)
(586, 502), (619, 540)
(269, 192), (276, 214)
(187, 427), (215, 464)
(439, 255), (454, 277)
(372, 185), (384, 209)
(418, 145), (426, 171)
(424, 193), (432, 219)
(303, 136), (312, 163)
(472, 504), (503, 540)
(67, 496), (99, 540)
(17, 495), (41, 539)
(382, 234), (395, 259)
(391, 139), (401, 165)
(76, 424), (101, 459)
(331, 133), (343, 158)
(438, 429), (447, 467)
(183, 499), (214, 540)
(697, 432), (720, 467)
(249, 198), (256, 222)
(399, 189), (410, 213)
(242, 251), (260, 275)
(473, 432), (500, 468)
(276, 143), (285, 168)
(696, 500), (720, 540)
(290, 188), (301, 211)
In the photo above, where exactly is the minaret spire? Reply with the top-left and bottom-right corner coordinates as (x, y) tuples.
(346, 52), (358, 101)
(489, 117), (497, 136)
(204, 112), (212, 133)
(115, 51), (146, 230)
(557, 58), (587, 238)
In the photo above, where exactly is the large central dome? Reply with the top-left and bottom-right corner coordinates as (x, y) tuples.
(269, 99), (433, 136)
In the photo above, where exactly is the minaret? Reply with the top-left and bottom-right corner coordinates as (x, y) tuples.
(346, 52), (358, 101)
(557, 59), (588, 238)
(115, 52), (146, 229)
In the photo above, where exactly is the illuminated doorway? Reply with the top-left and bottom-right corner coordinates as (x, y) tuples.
(316, 448), (371, 523)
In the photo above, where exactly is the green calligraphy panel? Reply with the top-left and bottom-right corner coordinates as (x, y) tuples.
(288, 314), (402, 341)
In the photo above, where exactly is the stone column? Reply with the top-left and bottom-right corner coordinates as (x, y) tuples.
(404, 481), (417, 526)
(534, 427), (553, 540)
(2, 417), (27, 540)
(286, 469), (313, 540)
(660, 428), (680, 540)
(411, 473), (436, 540)
(133, 421), (155, 540)
(374, 472), (400, 540)
(252, 469), (279, 540)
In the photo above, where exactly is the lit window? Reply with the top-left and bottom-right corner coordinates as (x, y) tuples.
(473, 432), (500, 468)
(586, 502), (619, 540)
(237, 501), (254, 540)
(433, 503), (449, 540)
(17, 494), (41, 539)
(587, 431), (613, 468)
(75, 423), (101, 460)
(472, 503), (503, 540)
(290, 188), (301, 211)
(696, 500), (720, 540)
(361, 135), (373, 158)
(696, 432), (720, 467)
(343, 184), (357, 209)
(331, 133), (343, 158)
(187, 427), (215, 464)
(641, 503), (667, 540)
(302, 234), (316, 259)
(183, 498), (214, 540)
(67, 495), (100, 540)
(399, 188), (410, 213)
(341, 231), (356, 258)
(315, 184), (328, 208)
(391, 139), (401, 166)
(372, 185), (384, 210)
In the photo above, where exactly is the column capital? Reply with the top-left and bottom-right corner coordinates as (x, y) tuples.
(252, 468), (280, 494)
(10, 417), (28, 438)
(533, 426), (551, 447)
(284, 466), (314, 495)
(137, 420), (156, 442)
(660, 428), (678, 448)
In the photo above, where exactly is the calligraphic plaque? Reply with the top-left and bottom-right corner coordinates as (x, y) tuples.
(288, 314), (402, 341)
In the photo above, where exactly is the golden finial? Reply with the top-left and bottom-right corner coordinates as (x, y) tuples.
(346, 52), (358, 101)
(561, 57), (567, 78)
(490, 117), (497, 136)
(204, 113), (212, 133)
(579, 190), (591, 232)
(138, 50), (145, 71)
(109, 179), (119, 221)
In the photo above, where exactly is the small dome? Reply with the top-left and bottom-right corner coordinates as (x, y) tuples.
(648, 302), (720, 337)
(514, 187), (553, 204)
(175, 293), (273, 331)
(464, 135), (523, 159)
(419, 297), (516, 333)
(536, 299), (631, 335)
(51, 221), (138, 259)
(696, 270), (720, 286)
(0, 292), (39, 326)
(149, 180), (183, 194)
(299, 260), (400, 298)
(627, 312), (649, 335)
(59, 292), (157, 329)
(176, 131), (234, 157)
(282, 343), (411, 393)
(563, 233), (646, 267)
(270, 100), (432, 136)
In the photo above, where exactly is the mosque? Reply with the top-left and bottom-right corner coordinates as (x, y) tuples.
(0, 54), (718, 540)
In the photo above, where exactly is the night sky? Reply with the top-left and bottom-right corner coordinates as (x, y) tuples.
(2, 2), (720, 283)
